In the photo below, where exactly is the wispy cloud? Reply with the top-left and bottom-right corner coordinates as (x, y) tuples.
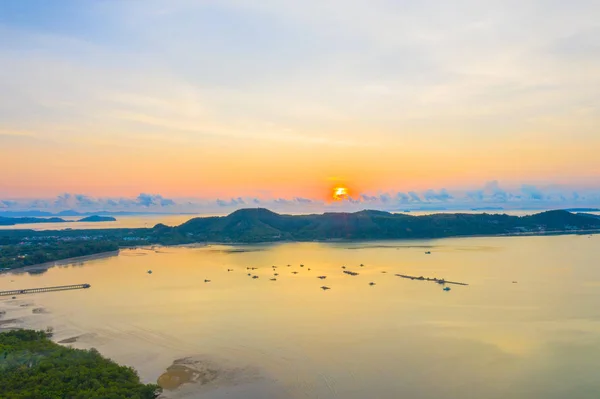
(0, 1), (599, 198)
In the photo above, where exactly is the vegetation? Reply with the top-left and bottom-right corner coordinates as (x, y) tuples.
(171, 208), (600, 242)
(0, 329), (161, 399)
(1, 209), (599, 270)
(0, 240), (119, 270)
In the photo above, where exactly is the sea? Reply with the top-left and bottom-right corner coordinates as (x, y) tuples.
(2, 233), (600, 398)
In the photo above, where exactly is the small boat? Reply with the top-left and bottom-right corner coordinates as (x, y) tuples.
(320, 286), (331, 290)
(317, 276), (327, 280)
(425, 251), (431, 255)
(270, 278), (277, 281)
(274, 273), (279, 276)
(204, 279), (211, 283)
(292, 271), (299, 274)
(443, 287), (451, 291)
(147, 270), (153, 274)
(360, 264), (364, 267)
(369, 282), (376, 286)
(252, 275), (259, 279)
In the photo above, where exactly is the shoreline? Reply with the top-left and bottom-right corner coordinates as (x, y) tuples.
(2, 229), (599, 273)
(0, 250), (120, 274)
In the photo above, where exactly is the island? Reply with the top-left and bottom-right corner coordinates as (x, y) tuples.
(0, 215), (117, 226)
(78, 215), (117, 222)
(0, 329), (161, 398)
(0, 217), (68, 226)
(1, 208), (600, 271)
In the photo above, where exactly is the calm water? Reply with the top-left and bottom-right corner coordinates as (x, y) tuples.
(0, 214), (204, 231)
(2, 234), (600, 398)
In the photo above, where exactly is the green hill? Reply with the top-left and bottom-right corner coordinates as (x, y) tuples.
(167, 208), (600, 243)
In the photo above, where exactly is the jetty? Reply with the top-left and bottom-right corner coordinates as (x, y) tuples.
(0, 284), (91, 297)
(395, 274), (468, 286)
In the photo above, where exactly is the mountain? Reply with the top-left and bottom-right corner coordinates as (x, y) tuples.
(160, 208), (600, 243)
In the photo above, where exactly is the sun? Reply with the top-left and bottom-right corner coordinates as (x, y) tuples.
(332, 186), (349, 201)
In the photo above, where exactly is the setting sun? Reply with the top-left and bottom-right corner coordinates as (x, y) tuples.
(333, 187), (349, 201)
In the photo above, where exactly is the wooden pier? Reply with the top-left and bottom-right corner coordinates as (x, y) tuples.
(0, 284), (91, 297)
(395, 274), (468, 286)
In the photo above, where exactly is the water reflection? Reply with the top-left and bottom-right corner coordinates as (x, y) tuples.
(1, 234), (600, 399)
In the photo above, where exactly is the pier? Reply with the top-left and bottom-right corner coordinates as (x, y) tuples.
(395, 274), (468, 286)
(0, 284), (91, 297)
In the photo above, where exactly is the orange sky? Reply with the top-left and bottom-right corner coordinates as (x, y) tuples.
(1, 1), (599, 200)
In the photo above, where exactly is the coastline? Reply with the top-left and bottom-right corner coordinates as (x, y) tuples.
(2, 228), (600, 273)
(0, 250), (120, 274)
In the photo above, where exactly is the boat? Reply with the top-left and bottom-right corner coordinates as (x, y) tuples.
(147, 270), (153, 274)
(425, 251), (431, 255)
(443, 287), (451, 291)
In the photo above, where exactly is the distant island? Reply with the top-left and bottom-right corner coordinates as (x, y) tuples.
(0, 216), (67, 226)
(0, 215), (116, 226)
(1, 208), (600, 271)
(78, 215), (116, 222)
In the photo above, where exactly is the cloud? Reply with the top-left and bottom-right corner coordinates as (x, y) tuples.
(294, 197), (312, 203)
(423, 189), (453, 202)
(274, 198), (292, 204)
(216, 198), (245, 207)
(0, 200), (18, 208)
(408, 192), (421, 202)
(521, 185), (544, 201)
(379, 193), (392, 203)
(135, 193), (175, 207)
(396, 192), (410, 203)
(2, 182), (600, 215)
(466, 190), (484, 201)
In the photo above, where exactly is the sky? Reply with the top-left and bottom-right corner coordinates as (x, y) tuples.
(0, 1), (599, 213)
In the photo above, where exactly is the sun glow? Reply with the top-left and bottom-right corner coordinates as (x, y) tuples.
(332, 187), (349, 201)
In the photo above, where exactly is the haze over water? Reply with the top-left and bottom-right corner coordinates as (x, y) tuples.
(2, 234), (600, 398)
